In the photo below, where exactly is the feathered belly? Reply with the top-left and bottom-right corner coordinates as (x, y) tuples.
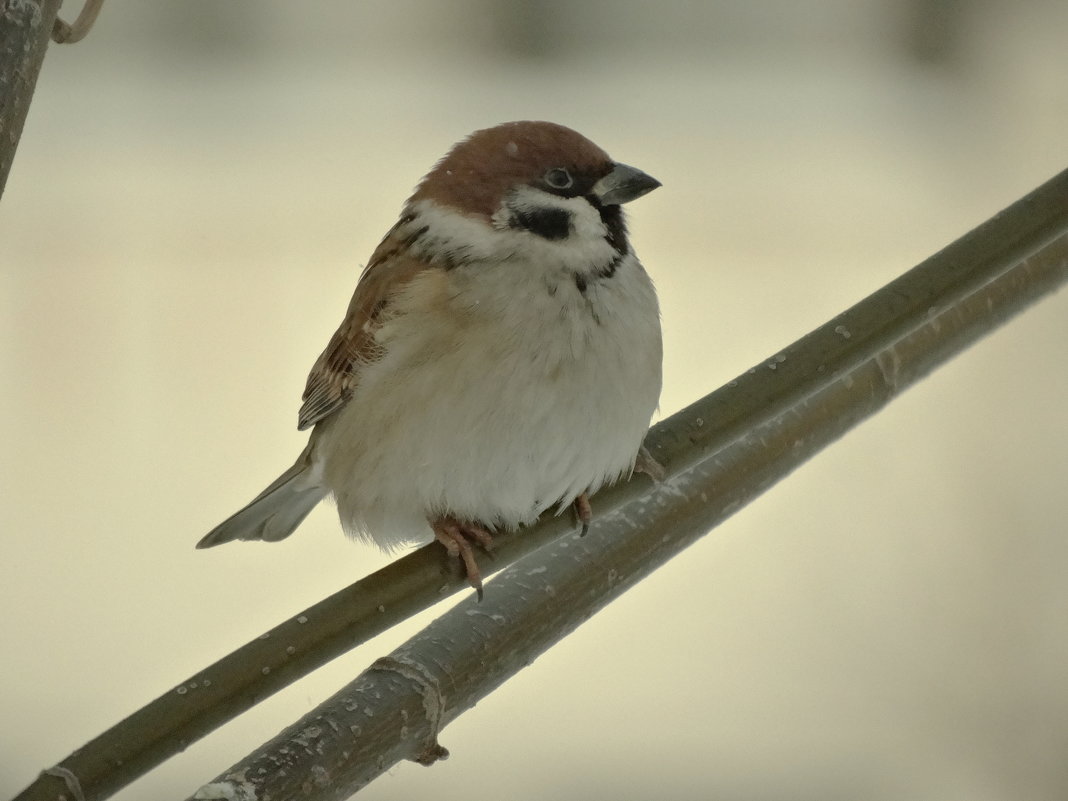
(316, 263), (661, 549)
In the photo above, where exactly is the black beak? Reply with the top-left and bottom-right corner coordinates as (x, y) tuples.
(591, 163), (661, 206)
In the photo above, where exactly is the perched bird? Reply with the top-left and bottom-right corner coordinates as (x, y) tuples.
(198, 120), (663, 596)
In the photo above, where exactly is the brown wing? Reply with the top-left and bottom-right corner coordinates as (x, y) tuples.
(297, 230), (434, 431)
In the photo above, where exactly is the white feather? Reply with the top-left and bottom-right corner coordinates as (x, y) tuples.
(315, 199), (662, 549)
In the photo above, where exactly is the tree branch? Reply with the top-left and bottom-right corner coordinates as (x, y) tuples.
(183, 167), (1068, 799)
(0, 0), (63, 197)
(183, 167), (1068, 798)
(13, 168), (1068, 801)
(51, 0), (106, 44)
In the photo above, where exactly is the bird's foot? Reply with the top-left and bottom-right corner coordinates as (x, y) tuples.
(572, 492), (592, 536)
(430, 517), (495, 601)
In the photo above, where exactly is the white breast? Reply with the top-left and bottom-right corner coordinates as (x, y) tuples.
(317, 211), (662, 549)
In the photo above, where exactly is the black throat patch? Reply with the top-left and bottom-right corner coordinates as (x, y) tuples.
(593, 201), (628, 256)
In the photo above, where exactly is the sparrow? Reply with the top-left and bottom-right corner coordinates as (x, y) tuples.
(197, 120), (663, 597)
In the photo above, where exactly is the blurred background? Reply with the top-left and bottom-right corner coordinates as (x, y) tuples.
(2, 1), (1067, 799)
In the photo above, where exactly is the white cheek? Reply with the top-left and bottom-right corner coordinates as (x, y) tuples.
(495, 184), (615, 249)
(411, 197), (621, 278)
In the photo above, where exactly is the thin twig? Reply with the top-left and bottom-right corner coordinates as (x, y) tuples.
(51, 0), (105, 43)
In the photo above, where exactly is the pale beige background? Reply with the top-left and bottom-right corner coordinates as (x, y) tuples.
(3, 2), (1068, 799)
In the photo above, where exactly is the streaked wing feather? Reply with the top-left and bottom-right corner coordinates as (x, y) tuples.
(298, 237), (432, 431)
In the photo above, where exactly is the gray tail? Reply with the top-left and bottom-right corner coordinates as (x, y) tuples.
(196, 444), (328, 548)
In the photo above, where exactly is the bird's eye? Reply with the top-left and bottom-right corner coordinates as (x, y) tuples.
(544, 168), (573, 190)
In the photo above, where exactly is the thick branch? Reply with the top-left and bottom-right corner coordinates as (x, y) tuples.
(185, 168), (1068, 799)
(0, 0), (62, 198)
(13, 168), (1068, 801)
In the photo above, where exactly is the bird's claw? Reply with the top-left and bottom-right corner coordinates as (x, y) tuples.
(431, 518), (495, 601)
(573, 492), (592, 537)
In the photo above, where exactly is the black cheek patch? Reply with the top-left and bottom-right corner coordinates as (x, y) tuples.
(511, 207), (572, 241)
